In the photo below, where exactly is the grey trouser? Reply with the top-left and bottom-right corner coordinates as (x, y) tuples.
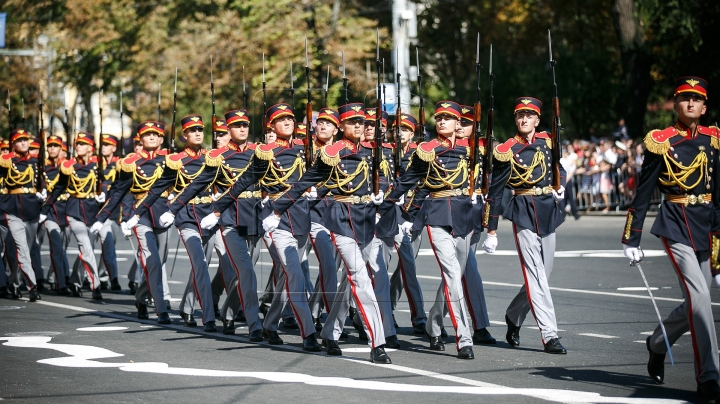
(389, 230), (427, 326)
(66, 216), (100, 290)
(359, 237), (396, 337)
(262, 233), (299, 321)
(320, 234), (386, 348)
(262, 229), (315, 337)
(6, 214), (38, 288)
(95, 220), (119, 282)
(30, 238), (43, 282)
(0, 223), (8, 288)
(463, 238), (491, 330)
(210, 229), (241, 321)
(308, 222), (342, 318)
(426, 226), (473, 350)
(43, 220), (70, 290)
(176, 228), (215, 324)
(134, 224), (169, 315)
(649, 238), (719, 384)
(220, 226), (262, 333)
(507, 224), (558, 343)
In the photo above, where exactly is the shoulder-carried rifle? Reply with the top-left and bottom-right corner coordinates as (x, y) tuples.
(289, 61), (296, 137)
(304, 38), (312, 168)
(6, 90), (10, 141)
(262, 53), (267, 141)
(342, 51), (348, 104)
(468, 33), (482, 196)
(548, 30), (562, 191)
(97, 90), (104, 194)
(242, 65), (248, 110)
(171, 68), (178, 153)
(37, 91), (46, 191)
(157, 83), (161, 122)
(65, 100), (72, 158)
(323, 65), (329, 108)
(119, 90), (124, 157)
(481, 44), (495, 196)
(211, 57), (217, 149)
(393, 49), (401, 178)
(372, 29), (382, 194)
(416, 47), (426, 142)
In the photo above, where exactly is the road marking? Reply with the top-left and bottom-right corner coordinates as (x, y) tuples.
(341, 347), (397, 353)
(0, 336), (685, 403)
(414, 249), (667, 258)
(617, 287), (658, 291)
(488, 320), (565, 332)
(0, 306), (24, 310)
(76, 326), (129, 332)
(577, 333), (619, 339)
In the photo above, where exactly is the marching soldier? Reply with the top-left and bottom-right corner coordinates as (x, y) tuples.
(123, 134), (143, 294)
(96, 134), (122, 291)
(622, 77), (720, 400)
(379, 101), (475, 359)
(42, 134), (71, 295)
(0, 129), (45, 302)
(482, 97), (567, 354)
(43, 132), (104, 301)
(266, 102), (393, 363)
(92, 121), (171, 324)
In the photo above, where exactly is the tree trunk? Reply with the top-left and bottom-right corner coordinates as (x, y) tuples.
(611, 0), (654, 139)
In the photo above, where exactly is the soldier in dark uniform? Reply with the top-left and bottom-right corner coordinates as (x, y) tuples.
(482, 97), (566, 354)
(93, 121), (171, 323)
(0, 129), (44, 302)
(43, 132), (104, 301)
(379, 101), (475, 359)
(622, 77), (720, 400)
(123, 134), (143, 294)
(96, 134), (122, 291)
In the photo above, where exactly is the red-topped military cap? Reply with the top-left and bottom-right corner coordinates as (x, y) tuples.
(675, 76), (708, 99)
(266, 103), (295, 124)
(30, 138), (40, 149)
(1, 139), (10, 149)
(365, 108), (388, 126)
(460, 105), (474, 125)
(102, 134), (119, 146)
(225, 109), (250, 126)
(215, 119), (228, 134)
(181, 114), (204, 131)
(338, 103), (365, 122)
(398, 113), (418, 131)
(61, 141), (68, 152)
(295, 123), (307, 137)
(137, 121), (165, 136)
(434, 101), (461, 119)
(317, 108), (340, 127)
(47, 135), (64, 147)
(75, 132), (95, 147)
(514, 97), (542, 115)
(10, 129), (31, 143)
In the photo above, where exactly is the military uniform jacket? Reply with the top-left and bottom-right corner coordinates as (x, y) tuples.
(308, 143), (333, 224)
(97, 149), (169, 229)
(622, 123), (720, 252)
(171, 141), (262, 236)
(44, 156), (102, 224)
(44, 159), (68, 227)
(379, 136), (474, 238)
(484, 132), (566, 236)
(215, 138), (310, 236)
(134, 147), (216, 236)
(0, 152), (44, 221)
(102, 156), (121, 222)
(272, 138), (390, 246)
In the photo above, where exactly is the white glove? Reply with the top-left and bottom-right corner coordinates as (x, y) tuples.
(38, 214), (47, 224)
(399, 221), (413, 236)
(371, 190), (384, 205)
(482, 233), (498, 253)
(90, 221), (104, 235)
(395, 194), (406, 206)
(121, 222), (132, 238)
(35, 189), (47, 202)
(306, 186), (317, 200)
(159, 212), (175, 228)
(623, 244), (642, 262)
(262, 214), (280, 233)
(552, 186), (565, 202)
(200, 213), (219, 230)
(715, 274), (720, 288)
(471, 193), (477, 205)
(167, 193), (175, 201)
(95, 192), (106, 203)
(260, 196), (269, 208)
(125, 215), (140, 230)
(212, 192), (222, 201)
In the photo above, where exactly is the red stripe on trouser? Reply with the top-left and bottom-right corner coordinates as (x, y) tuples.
(9, 214), (34, 288)
(310, 234), (331, 313)
(180, 230), (204, 312)
(331, 233), (377, 348)
(462, 276), (477, 328)
(512, 223), (545, 345)
(662, 237), (702, 382)
(269, 232), (307, 338)
(394, 242), (418, 319)
(133, 227), (158, 315)
(426, 226), (460, 349)
(219, 227), (246, 311)
(45, 223), (60, 291)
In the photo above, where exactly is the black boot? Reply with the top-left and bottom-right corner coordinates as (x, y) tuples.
(353, 322), (368, 340)
(413, 322), (426, 335)
(303, 334), (322, 352)
(57, 286), (71, 296)
(505, 315), (520, 347)
(128, 282), (138, 295)
(646, 336), (665, 384)
(697, 380), (720, 401)
(92, 289), (103, 301)
(262, 328), (283, 345)
(543, 338), (567, 354)
(325, 339), (342, 356)
(70, 284), (82, 298)
(180, 312), (197, 327)
(457, 346), (474, 359)
(204, 321), (217, 333)
(29, 287), (41, 302)
(0, 286), (8, 298)
(136, 301), (149, 320)
(157, 312), (171, 324)
(248, 329), (263, 342)
(235, 310), (246, 322)
(110, 278), (122, 291)
(428, 334), (445, 351)
(100, 281), (109, 290)
(36, 279), (45, 293)
(282, 317), (299, 329)
(385, 335), (401, 349)
(473, 328), (497, 344)
(370, 346), (392, 364)
(222, 319), (235, 335)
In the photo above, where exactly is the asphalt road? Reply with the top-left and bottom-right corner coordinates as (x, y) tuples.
(0, 216), (716, 403)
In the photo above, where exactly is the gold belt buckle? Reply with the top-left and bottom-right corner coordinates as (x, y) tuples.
(533, 187), (542, 196)
(353, 195), (361, 204)
(688, 195), (698, 205)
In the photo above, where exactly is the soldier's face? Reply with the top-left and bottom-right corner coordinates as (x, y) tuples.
(364, 122), (375, 141)
(47, 144), (60, 158)
(674, 94), (707, 120)
(229, 123), (249, 142)
(315, 120), (337, 143)
(134, 143), (143, 154)
(515, 112), (540, 135)
(183, 127), (204, 147)
(265, 131), (276, 144)
(459, 122), (473, 139)
(13, 139), (29, 153)
(272, 116), (295, 138)
(101, 143), (116, 158)
(140, 132), (161, 149)
(435, 114), (458, 136)
(216, 133), (230, 148)
(75, 143), (92, 158)
(342, 119), (365, 142)
(400, 127), (414, 144)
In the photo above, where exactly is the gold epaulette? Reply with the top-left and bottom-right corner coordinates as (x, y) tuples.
(165, 153), (184, 170)
(415, 141), (437, 162)
(255, 145), (275, 161)
(643, 128), (674, 155)
(119, 153), (140, 173)
(60, 160), (75, 175)
(493, 138), (517, 162)
(545, 138), (552, 148)
(320, 145), (341, 166)
(710, 126), (720, 150)
(205, 148), (225, 167)
(0, 154), (13, 168)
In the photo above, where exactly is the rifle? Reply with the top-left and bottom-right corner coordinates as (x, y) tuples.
(65, 100), (72, 158)
(211, 56), (217, 149)
(6, 90), (10, 139)
(37, 91), (46, 191)
(119, 90), (124, 157)
(170, 68), (178, 153)
(157, 83), (161, 122)
(393, 49), (401, 178)
(97, 90), (104, 195)
(22, 98), (25, 128)
(242, 66), (248, 110)
(468, 33), (482, 196)
(481, 44), (495, 196)
(416, 47), (427, 141)
(304, 38), (312, 168)
(372, 29), (382, 194)
(548, 30), (562, 191)
(341, 51), (348, 104)
(262, 53), (267, 140)
(323, 65), (329, 108)
(289, 61), (295, 135)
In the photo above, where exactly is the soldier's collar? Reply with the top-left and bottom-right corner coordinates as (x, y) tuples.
(674, 120), (696, 138)
(514, 133), (533, 144)
(341, 137), (358, 152)
(140, 149), (158, 159)
(184, 146), (205, 157)
(436, 135), (453, 148)
(228, 140), (249, 151)
(275, 137), (291, 148)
